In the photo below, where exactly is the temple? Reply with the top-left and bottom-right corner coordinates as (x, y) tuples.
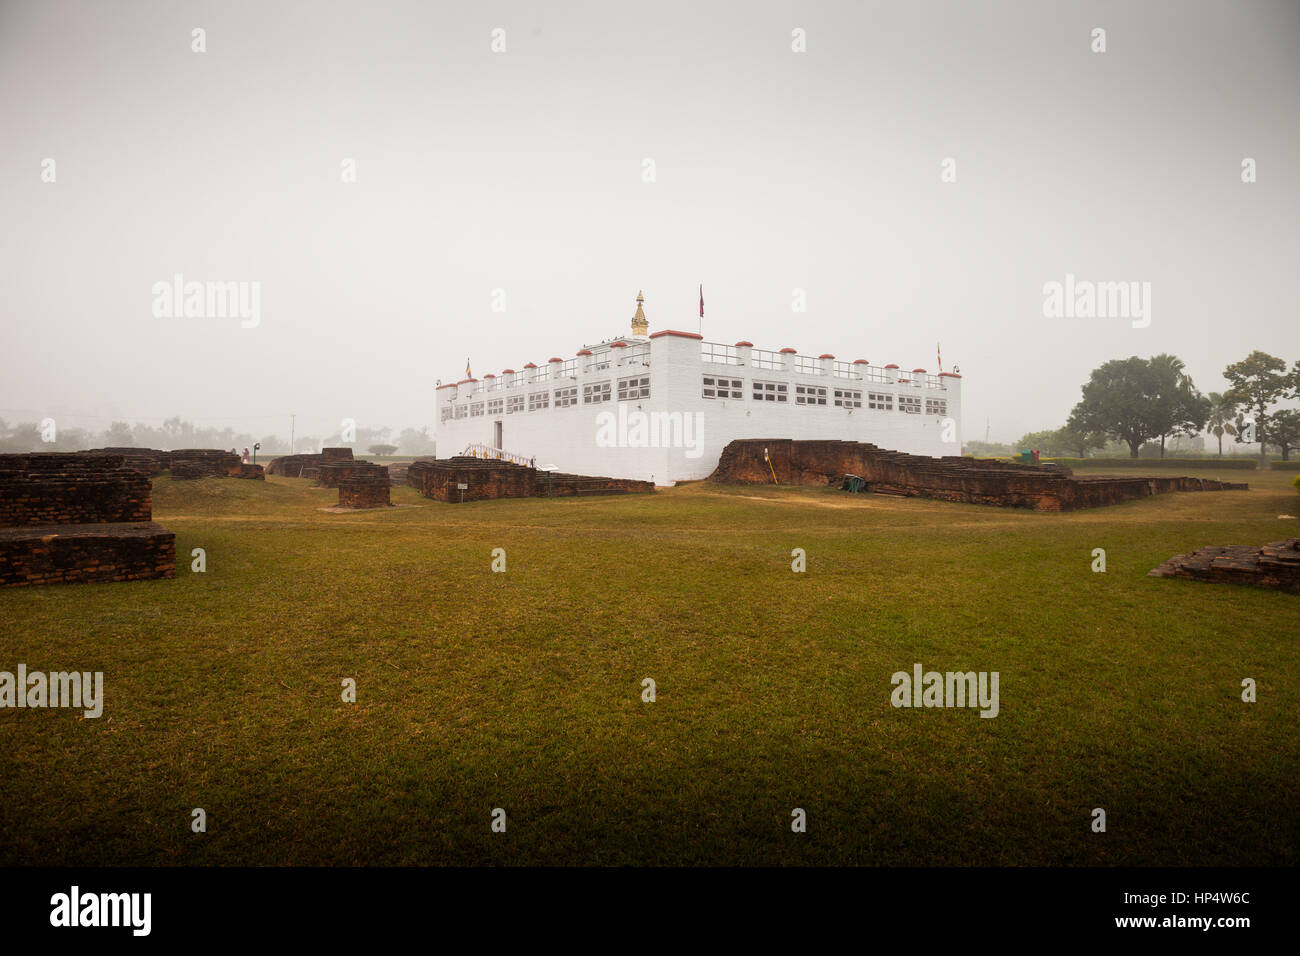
(434, 292), (962, 484)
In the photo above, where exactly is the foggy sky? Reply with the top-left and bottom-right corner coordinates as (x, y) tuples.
(2, 0), (1297, 445)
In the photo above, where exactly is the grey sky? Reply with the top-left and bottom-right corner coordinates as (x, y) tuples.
(2, 0), (1297, 444)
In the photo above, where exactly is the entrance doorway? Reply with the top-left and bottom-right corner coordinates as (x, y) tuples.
(493, 421), (502, 450)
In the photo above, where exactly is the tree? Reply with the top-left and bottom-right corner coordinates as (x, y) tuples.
(1205, 392), (1238, 457)
(1068, 356), (1168, 458)
(368, 443), (398, 457)
(397, 426), (437, 456)
(104, 421), (134, 447)
(1015, 429), (1062, 455)
(1223, 351), (1290, 469)
(1267, 409), (1300, 461)
(1148, 353), (1210, 458)
(1057, 423), (1106, 458)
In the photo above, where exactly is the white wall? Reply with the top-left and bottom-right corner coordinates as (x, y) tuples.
(435, 333), (962, 484)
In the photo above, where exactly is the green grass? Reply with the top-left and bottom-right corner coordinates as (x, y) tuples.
(2, 467), (1298, 866)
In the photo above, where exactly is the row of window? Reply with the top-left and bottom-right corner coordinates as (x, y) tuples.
(442, 375), (651, 420)
(702, 377), (946, 415)
(443, 377), (947, 421)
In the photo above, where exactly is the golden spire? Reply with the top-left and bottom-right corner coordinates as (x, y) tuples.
(631, 290), (648, 337)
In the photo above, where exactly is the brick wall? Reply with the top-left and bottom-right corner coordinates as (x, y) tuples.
(0, 523), (175, 587)
(407, 457), (654, 503)
(88, 448), (264, 479)
(708, 439), (1247, 512)
(0, 452), (176, 587)
(0, 454), (154, 526)
(337, 474), (392, 509)
(266, 447), (353, 477)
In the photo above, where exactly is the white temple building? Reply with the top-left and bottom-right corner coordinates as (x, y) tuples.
(434, 293), (962, 485)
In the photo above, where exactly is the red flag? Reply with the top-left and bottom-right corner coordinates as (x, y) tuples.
(699, 284), (704, 318)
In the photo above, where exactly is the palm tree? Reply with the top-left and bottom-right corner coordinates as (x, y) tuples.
(1206, 392), (1237, 457)
(1150, 353), (1191, 459)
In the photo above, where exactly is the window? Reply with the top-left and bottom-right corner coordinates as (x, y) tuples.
(470, 402), (485, 418)
(899, 395), (922, 414)
(926, 399), (947, 416)
(868, 392), (893, 411)
(506, 395), (524, 414)
(618, 375), (650, 401)
(702, 375), (743, 400)
(584, 381), (611, 404)
(835, 388), (862, 409)
(528, 391), (549, 411)
(796, 385), (827, 406)
(440, 406), (454, 422)
(753, 380), (788, 402)
(487, 399), (503, 415)
(453, 404), (469, 420)
(554, 386), (578, 408)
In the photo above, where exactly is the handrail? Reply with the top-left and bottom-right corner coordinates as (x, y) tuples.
(461, 442), (533, 466)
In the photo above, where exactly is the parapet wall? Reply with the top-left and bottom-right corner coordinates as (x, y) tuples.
(407, 457), (654, 503)
(708, 439), (1247, 512)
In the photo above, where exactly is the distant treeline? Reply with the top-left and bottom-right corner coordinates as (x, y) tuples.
(997, 350), (1300, 461)
(0, 417), (438, 457)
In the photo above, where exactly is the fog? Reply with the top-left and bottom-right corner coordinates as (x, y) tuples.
(2, 0), (1297, 447)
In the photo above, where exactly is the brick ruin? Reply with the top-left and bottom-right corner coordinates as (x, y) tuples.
(406, 457), (654, 503)
(1148, 539), (1300, 593)
(265, 447), (354, 478)
(337, 474), (393, 509)
(0, 453), (175, 587)
(316, 460), (388, 488)
(708, 439), (1247, 512)
(88, 447), (264, 480)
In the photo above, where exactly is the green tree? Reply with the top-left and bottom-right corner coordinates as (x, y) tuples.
(1267, 409), (1300, 462)
(1205, 392), (1238, 457)
(1223, 351), (1290, 469)
(1057, 423), (1106, 458)
(1067, 356), (1167, 458)
(1148, 353), (1210, 458)
(368, 443), (398, 457)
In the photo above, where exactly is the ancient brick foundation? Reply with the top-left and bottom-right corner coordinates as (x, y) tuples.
(315, 460), (387, 488)
(88, 447), (264, 480)
(1148, 539), (1300, 593)
(0, 453), (175, 587)
(337, 474), (392, 509)
(708, 439), (1247, 512)
(266, 447), (353, 477)
(407, 457), (654, 503)
(0, 453), (154, 526)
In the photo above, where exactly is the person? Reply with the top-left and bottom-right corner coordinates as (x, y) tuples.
(1032, 448), (1040, 463)
(242, 447), (249, 463)
(530, 457), (536, 468)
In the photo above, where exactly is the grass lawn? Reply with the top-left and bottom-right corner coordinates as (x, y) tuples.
(2, 465), (1298, 866)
